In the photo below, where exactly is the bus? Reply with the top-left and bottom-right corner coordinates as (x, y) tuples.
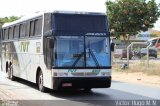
(0, 11), (111, 92)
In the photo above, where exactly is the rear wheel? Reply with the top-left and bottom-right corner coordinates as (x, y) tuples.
(38, 71), (47, 92)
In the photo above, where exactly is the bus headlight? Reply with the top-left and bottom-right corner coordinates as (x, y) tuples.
(63, 73), (68, 76)
(101, 72), (111, 76)
(101, 72), (106, 76)
(53, 72), (57, 76)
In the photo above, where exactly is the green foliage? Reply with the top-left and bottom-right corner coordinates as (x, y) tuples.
(106, 0), (160, 39)
(150, 34), (158, 37)
(0, 16), (20, 28)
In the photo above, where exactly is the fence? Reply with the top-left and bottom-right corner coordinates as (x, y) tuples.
(112, 42), (160, 75)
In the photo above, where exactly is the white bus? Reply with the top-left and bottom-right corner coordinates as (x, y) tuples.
(0, 11), (111, 92)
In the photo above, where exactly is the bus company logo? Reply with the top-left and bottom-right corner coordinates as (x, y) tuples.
(36, 42), (41, 53)
(20, 41), (30, 52)
(92, 69), (100, 74)
(68, 69), (77, 73)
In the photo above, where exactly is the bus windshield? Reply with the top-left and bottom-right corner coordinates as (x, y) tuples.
(55, 36), (110, 68)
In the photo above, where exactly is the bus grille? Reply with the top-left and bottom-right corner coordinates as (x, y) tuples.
(71, 72), (99, 76)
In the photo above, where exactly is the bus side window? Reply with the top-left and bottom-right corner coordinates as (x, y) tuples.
(34, 18), (42, 36)
(2, 30), (4, 40)
(3, 29), (4, 40)
(4, 28), (9, 40)
(9, 27), (14, 40)
(19, 23), (26, 38)
(30, 20), (35, 37)
(25, 21), (30, 37)
(8, 27), (11, 39)
(44, 13), (51, 35)
(14, 25), (20, 39)
(44, 38), (53, 69)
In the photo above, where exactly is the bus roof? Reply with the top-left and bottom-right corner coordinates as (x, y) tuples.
(53, 11), (105, 15)
(2, 11), (106, 28)
(2, 12), (43, 28)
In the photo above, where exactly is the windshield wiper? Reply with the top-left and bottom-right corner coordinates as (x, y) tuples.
(89, 48), (100, 67)
(72, 52), (84, 67)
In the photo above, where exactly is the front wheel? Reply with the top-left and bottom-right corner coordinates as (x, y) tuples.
(38, 71), (47, 92)
(8, 65), (16, 81)
(84, 88), (92, 92)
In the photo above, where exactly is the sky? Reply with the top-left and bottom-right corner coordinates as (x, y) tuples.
(0, 0), (107, 17)
(0, 0), (160, 30)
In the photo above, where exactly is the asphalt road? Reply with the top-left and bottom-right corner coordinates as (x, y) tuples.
(0, 71), (160, 106)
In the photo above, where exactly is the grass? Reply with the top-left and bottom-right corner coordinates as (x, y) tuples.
(129, 62), (160, 76)
(113, 61), (160, 76)
(0, 100), (3, 106)
(112, 49), (160, 77)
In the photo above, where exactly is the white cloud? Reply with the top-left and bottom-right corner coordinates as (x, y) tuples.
(0, 0), (107, 17)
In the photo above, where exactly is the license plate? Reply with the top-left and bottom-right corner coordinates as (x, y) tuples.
(62, 83), (72, 87)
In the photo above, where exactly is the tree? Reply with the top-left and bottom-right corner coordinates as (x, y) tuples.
(106, 0), (160, 45)
(0, 16), (20, 28)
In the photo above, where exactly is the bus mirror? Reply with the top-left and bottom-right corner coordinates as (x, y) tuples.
(49, 39), (54, 48)
(110, 42), (115, 52)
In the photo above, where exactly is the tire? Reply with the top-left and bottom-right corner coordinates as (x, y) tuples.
(38, 71), (47, 92)
(7, 66), (10, 79)
(84, 88), (92, 92)
(8, 65), (16, 81)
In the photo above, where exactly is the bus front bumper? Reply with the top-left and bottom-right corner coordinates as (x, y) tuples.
(52, 76), (111, 90)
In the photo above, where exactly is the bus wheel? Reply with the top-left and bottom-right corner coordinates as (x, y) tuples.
(7, 66), (10, 79)
(38, 71), (47, 92)
(84, 88), (92, 92)
(8, 65), (15, 81)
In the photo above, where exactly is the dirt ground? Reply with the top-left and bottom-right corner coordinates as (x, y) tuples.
(112, 71), (160, 88)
